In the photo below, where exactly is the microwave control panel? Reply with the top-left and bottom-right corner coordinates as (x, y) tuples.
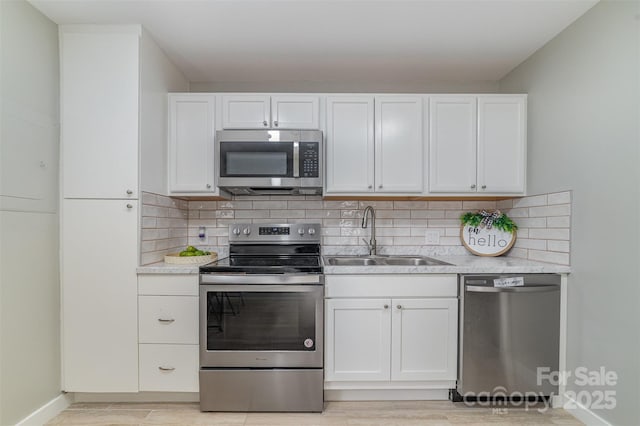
(300, 143), (320, 177)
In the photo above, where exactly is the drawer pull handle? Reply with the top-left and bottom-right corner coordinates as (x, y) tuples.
(158, 366), (175, 371)
(157, 318), (175, 323)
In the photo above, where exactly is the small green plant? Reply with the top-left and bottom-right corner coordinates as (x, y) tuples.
(461, 210), (518, 234)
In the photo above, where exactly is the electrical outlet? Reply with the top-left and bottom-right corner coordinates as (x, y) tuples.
(425, 230), (440, 245)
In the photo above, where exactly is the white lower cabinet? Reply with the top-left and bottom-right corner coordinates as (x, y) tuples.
(139, 344), (199, 392)
(325, 299), (391, 381)
(137, 274), (199, 392)
(324, 275), (458, 396)
(391, 298), (458, 381)
(62, 199), (138, 392)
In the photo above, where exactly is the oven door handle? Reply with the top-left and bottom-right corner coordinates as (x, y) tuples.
(200, 284), (323, 293)
(200, 274), (323, 285)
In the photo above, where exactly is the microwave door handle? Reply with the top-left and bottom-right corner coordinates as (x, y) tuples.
(293, 142), (300, 177)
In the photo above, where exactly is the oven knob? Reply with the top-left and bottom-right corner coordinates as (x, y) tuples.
(298, 228), (305, 235)
(308, 228), (316, 235)
(243, 227), (251, 236)
(232, 227), (241, 236)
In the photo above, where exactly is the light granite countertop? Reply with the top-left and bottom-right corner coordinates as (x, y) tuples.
(137, 256), (570, 275)
(137, 262), (202, 274)
(322, 255), (570, 275)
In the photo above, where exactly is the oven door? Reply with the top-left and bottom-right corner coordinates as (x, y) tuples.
(199, 275), (324, 368)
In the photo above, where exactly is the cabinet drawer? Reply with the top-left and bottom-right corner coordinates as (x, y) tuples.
(139, 296), (198, 344)
(139, 344), (198, 392)
(325, 275), (458, 298)
(138, 274), (198, 296)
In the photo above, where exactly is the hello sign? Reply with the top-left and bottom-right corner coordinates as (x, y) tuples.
(460, 225), (516, 256)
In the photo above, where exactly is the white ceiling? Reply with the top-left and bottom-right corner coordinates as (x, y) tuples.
(29, 0), (598, 85)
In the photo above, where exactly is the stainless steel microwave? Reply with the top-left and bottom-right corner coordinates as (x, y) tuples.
(216, 130), (323, 195)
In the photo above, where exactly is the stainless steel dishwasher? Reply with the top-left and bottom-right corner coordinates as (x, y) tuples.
(454, 274), (560, 401)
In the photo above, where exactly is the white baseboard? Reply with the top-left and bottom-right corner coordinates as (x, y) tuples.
(73, 392), (199, 403)
(325, 389), (449, 401)
(563, 392), (611, 426)
(15, 393), (72, 426)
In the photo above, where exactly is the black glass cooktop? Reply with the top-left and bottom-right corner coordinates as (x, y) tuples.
(199, 255), (322, 274)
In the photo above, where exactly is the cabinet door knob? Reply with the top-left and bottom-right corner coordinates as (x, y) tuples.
(274, 120), (279, 127)
(206, 184), (212, 189)
(396, 305), (402, 310)
(470, 184), (476, 189)
(384, 304), (389, 309)
(378, 185), (383, 189)
(126, 204), (133, 209)
(368, 185), (373, 189)
(481, 185), (487, 190)
(263, 120), (268, 127)
(126, 189), (133, 195)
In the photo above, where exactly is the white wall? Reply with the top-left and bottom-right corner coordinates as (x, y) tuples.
(0, 1), (61, 424)
(189, 80), (500, 93)
(500, 1), (639, 424)
(139, 29), (189, 196)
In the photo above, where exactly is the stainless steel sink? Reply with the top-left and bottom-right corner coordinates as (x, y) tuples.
(324, 255), (451, 267)
(325, 257), (381, 266)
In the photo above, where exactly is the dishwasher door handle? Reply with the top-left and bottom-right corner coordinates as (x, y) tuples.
(465, 285), (559, 293)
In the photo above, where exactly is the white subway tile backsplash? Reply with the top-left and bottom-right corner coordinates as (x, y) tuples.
(547, 240), (570, 253)
(141, 217), (157, 228)
(507, 208), (529, 218)
(141, 191), (572, 266)
(528, 250), (570, 265)
(547, 216), (571, 228)
(394, 201), (429, 209)
(497, 199), (514, 209)
(462, 200), (497, 210)
(428, 219), (460, 227)
(514, 238), (547, 250)
(529, 204), (571, 218)
(528, 228), (570, 241)
(411, 210), (445, 219)
(547, 191), (571, 205)
(288, 200), (323, 210)
(514, 217), (547, 228)
(428, 201), (462, 210)
(512, 194), (547, 208)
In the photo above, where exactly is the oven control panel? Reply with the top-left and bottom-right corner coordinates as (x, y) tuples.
(259, 226), (290, 236)
(230, 223), (321, 243)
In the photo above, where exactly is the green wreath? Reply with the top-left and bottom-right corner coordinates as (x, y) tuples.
(460, 210), (518, 234)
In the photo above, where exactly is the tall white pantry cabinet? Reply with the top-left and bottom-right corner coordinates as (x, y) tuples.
(60, 26), (141, 392)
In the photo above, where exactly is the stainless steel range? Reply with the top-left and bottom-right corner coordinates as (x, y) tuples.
(199, 223), (324, 412)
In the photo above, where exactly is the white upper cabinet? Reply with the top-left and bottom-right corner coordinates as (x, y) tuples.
(325, 96), (375, 193)
(428, 94), (526, 195)
(61, 29), (140, 199)
(271, 96), (320, 129)
(168, 94), (217, 195)
(375, 96), (423, 193)
(222, 95), (319, 129)
(222, 95), (270, 129)
(325, 96), (423, 195)
(429, 96), (478, 193)
(477, 95), (527, 194)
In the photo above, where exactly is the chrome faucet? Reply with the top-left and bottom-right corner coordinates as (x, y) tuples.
(361, 205), (377, 255)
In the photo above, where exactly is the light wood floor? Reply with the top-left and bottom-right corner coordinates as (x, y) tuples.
(46, 401), (583, 425)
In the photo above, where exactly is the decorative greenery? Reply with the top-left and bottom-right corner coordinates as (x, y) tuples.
(461, 210), (518, 234)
